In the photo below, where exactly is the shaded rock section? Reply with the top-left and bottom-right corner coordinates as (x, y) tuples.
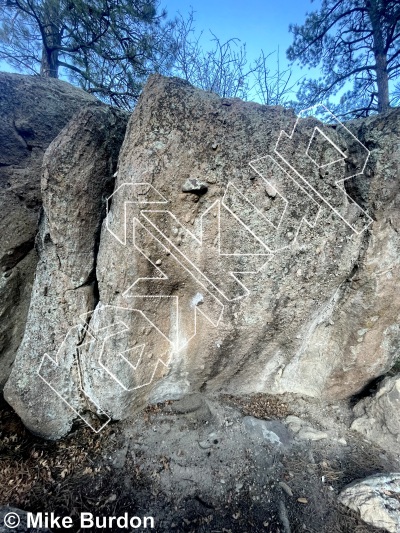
(314, 111), (400, 399)
(4, 105), (128, 438)
(0, 72), (97, 389)
(351, 375), (400, 456)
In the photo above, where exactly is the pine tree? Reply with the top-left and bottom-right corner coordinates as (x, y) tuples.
(287, 0), (400, 117)
(0, 0), (177, 108)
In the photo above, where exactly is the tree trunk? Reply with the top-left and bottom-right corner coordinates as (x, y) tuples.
(40, 46), (59, 78)
(367, 0), (391, 113)
(39, 0), (61, 78)
(375, 52), (390, 113)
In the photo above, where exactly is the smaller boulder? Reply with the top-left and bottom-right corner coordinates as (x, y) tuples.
(338, 474), (400, 533)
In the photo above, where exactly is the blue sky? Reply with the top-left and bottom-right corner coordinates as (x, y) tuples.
(163, 0), (321, 90)
(163, 0), (316, 65)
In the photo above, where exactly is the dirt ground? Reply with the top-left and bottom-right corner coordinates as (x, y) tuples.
(0, 392), (398, 533)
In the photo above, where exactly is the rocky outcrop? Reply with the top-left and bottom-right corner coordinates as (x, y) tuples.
(339, 474), (400, 533)
(351, 375), (400, 455)
(0, 72), (97, 389)
(4, 74), (400, 439)
(4, 105), (129, 438)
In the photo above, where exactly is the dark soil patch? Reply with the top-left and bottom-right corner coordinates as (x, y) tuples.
(0, 396), (396, 533)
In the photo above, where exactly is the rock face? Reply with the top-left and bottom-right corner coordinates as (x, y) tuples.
(338, 474), (400, 533)
(4, 105), (129, 438)
(351, 375), (400, 455)
(4, 74), (400, 439)
(0, 72), (97, 389)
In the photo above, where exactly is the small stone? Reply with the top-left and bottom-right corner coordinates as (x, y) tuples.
(265, 183), (277, 198)
(155, 259), (162, 265)
(285, 415), (304, 432)
(297, 498), (308, 504)
(212, 142), (218, 150)
(279, 481), (293, 497)
(198, 440), (212, 449)
(182, 177), (208, 194)
(297, 427), (329, 441)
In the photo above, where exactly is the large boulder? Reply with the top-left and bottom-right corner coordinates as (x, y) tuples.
(0, 72), (97, 389)
(4, 74), (400, 438)
(95, 76), (400, 405)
